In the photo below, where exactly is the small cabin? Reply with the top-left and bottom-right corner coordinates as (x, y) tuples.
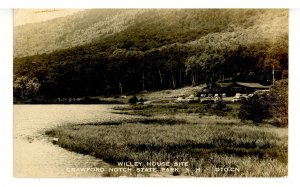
(228, 82), (270, 95)
(201, 81), (270, 96)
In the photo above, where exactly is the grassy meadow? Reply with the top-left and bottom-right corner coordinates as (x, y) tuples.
(45, 103), (288, 177)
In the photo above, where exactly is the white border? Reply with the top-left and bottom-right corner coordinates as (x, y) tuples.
(0, 8), (13, 184)
(0, 0), (300, 8)
(1, 6), (300, 187)
(288, 8), (300, 180)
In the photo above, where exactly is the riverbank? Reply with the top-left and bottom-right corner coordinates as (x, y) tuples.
(46, 103), (288, 177)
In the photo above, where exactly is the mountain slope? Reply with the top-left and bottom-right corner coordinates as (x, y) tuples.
(14, 9), (144, 57)
(14, 9), (280, 57)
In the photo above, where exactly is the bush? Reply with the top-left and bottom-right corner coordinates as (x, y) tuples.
(239, 93), (271, 123)
(13, 76), (40, 101)
(215, 100), (226, 110)
(208, 101), (232, 116)
(204, 102), (212, 110)
(128, 95), (138, 104)
(139, 98), (145, 103)
(269, 79), (288, 127)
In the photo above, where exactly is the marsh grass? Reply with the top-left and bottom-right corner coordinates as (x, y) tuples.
(113, 103), (240, 118)
(46, 104), (287, 177)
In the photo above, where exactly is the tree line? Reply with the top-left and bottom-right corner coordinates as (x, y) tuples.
(13, 40), (287, 101)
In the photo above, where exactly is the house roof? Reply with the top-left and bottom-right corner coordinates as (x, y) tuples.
(236, 82), (270, 89)
(216, 82), (233, 88)
(202, 82), (270, 90)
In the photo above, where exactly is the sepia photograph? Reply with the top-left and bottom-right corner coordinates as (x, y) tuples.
(13, 9), (288, 177)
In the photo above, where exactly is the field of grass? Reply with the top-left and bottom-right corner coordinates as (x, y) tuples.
(90, 85), (205, 105)
(46, 103), (287, 177)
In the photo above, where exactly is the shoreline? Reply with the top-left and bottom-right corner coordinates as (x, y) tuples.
(45, 103), (288, 177)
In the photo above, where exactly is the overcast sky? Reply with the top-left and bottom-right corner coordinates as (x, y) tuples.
(14, 9), (84, 26)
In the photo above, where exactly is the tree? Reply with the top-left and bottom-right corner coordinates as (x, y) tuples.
(239, 93), (271, 123)
(13, 76), (41, 101)
(269, 79), (288, 127)
(128, 95), (138, 104)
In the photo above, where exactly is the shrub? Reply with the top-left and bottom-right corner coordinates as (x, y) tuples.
(13, 76), (40, 101)
(204, 102), (212, 110)
(239, 93), (271, 123)
(128, 95), (138, 104)
(269, 79), (288, 127)
(211, 100), (232, 116)
(139, 98), (145, 103)
(215, 100), (226, 110)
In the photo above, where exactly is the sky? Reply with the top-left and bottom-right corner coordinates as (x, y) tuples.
(13, 9), (84, 26)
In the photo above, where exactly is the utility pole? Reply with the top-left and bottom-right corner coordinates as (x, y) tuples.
(119, 82), (122, 95)
(142, 71), (145, 91)
(272, 65), (275, 86)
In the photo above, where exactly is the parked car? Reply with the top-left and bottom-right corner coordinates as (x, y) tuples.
(214, 96), (222, 103)
(247, 93), (254, 98)
(232, 93), (247, 103)
(200, 94), (206, 98)
(253, 90), (270, 95)
(201, 97), (214, 104)
(187, 94), (200, 103)
(213, 94), (222, 103)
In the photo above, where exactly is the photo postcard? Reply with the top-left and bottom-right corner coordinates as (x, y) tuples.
(13, 9), (288, 177)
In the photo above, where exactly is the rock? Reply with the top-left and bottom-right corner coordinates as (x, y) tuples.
(52, 138), (59, 144)
(27, 137), (34, 143)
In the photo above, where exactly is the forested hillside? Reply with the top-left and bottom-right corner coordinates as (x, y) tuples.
(14, 9), (144, 57)
(13, 9), (288, 100)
